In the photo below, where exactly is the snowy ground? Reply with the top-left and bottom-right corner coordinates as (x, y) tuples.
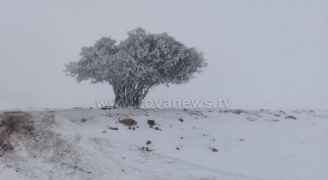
(0, 108), (327, 180)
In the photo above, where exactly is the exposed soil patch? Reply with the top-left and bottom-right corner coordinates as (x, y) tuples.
(119, 118), (138, 129)
(0, 111), (34, 155)
(0, 111), (86, 180)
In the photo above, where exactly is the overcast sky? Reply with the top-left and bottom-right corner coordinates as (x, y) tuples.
(0, 0), (327, 110)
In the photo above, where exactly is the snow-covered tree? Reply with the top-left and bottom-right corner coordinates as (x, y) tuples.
(65, 28), (206, 108)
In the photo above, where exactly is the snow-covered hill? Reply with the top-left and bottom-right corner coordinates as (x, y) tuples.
(0, 108), (327, 180)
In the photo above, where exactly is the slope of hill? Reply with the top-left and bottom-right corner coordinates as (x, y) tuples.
(0, 108), (327, 180)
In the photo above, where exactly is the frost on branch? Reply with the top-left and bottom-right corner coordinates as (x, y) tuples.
(65, 28), (206, 108)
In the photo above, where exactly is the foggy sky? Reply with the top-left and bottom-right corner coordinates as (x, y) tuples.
(0, 0), (327, 110)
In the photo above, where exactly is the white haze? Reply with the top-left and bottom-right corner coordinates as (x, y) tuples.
(0, 0), (327, 110)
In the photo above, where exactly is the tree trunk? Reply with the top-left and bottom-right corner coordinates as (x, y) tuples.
(112, 82), (151, 108)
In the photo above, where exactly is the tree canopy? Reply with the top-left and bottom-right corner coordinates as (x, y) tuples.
(65, 28), (206, 108)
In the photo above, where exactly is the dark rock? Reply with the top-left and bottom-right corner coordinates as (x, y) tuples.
(147, 120), (156, 128)
(140, 146), (152, 152)
(285, 115), (297, 120)
(178, 118), (184, 122)
(81, 118), (87, 123)
(210, 147), (219, 152)
(108, 127), (119, 130)
(146, 140), (152, 145)
(154, 127), (162, 131)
